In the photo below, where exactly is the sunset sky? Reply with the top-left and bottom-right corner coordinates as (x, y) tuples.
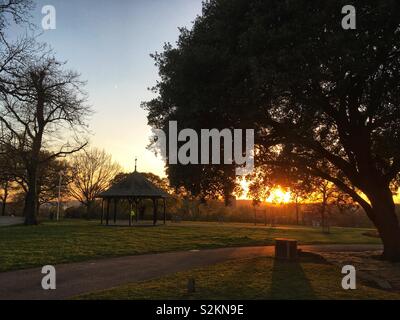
(10, 1), (400, 203)
(24, 0), (203, 176)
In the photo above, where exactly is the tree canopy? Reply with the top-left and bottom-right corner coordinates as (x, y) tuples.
(144, 0), (400, 260)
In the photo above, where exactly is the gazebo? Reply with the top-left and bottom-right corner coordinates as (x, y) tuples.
(97, 169), (169, 226)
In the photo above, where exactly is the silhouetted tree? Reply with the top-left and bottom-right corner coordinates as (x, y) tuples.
(144, 0), (400, 260)
(68, 148), (121, 218)
(0, 54), (91, 225)
(0, 0), (35, 87)
(37, 156), (70, 210)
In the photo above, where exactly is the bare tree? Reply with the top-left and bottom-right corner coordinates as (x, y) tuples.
(313, 179), (334, 233)
(0, 53), (91, 225)
(0, 127), (24, 215)
(0, 0), (36, 148)
(0, 0), (33, 30)
(36, 154), (70, 210)
(68, 148), (121, 218)
(0, 0), (35, 78)
(290, 181), (312, 226)
(310, 179), (358, 233)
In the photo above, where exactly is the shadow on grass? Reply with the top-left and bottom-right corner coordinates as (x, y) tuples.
(270, 256), (317, 300)
(189, 258), (267, 300)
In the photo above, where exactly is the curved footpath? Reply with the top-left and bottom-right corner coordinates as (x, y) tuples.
(0, 244), (382, 300)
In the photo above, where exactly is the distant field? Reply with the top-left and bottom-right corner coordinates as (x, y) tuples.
(0, 220), (380, 272)
(77, 254), (399, 300)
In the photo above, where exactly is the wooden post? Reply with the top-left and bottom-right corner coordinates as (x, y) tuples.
(152, 198), (157, 225)
(106, 199), (110, 225)
(101, 199), (104, 225)
(129, 199), (132, 227)
(113, 198), (117, 224)
(163, 198), (166, 225)
(135, 198), (139, 223)
(187, 278), (195, 293)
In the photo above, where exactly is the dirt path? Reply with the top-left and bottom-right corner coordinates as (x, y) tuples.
(0, 244), (382, 300)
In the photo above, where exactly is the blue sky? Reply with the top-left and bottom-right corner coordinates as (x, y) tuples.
(21, 0), (203, 176)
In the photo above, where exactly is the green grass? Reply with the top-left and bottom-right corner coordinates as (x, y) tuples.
(0, 220), (380, 272)
(76, 255), (400, 300)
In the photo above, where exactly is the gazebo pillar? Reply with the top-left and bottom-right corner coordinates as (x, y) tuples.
(128, 199), (132, 227)
(152, 198), (158, 226)
(163, 198), (166, 225)
(113, 198), (118, 224)
(106, 199), (110, 225)
(100, 199), (104, 225)
(135, 198), (139, 223)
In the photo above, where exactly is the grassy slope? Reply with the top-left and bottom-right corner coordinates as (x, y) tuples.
(77, 255), (400, 300)
(0, 220), (380, 272)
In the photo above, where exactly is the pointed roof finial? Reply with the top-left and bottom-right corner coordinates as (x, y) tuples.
(134, 157), (137, 172)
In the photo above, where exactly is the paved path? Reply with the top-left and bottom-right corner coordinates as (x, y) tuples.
(0, 217), (24, 226)
(0, 244), (382, 300)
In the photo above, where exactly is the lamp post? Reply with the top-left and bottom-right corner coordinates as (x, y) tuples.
(56, 170), (64, 221)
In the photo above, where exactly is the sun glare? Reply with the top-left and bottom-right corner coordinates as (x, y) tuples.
(267, 187), (291, 204)
(238, 178), (291, 203)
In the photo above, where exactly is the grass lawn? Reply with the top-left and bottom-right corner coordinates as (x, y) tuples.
(76, 254), (400, 300)
(0, 220), (380, 272)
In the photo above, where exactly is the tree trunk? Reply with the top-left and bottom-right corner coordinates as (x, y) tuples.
(1, 181), (8, 216)
(1, 200), (5, 216)
(321, 200), (326, 232)
(23, 89), (45, 226)
(24, 174), (37, 225)
(369, 187), (400, 262)
(86, 201), (92, 220)
(36, 201), (41, 218)
(23, 168), (38, 225)
(295, 198), (299, 225)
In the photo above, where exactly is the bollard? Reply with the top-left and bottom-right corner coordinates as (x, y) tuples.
(187, 278), (196, 293)
(275, 238), (298, 260)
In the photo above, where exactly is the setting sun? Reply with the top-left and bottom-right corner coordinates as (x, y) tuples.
(238, 179), (291, 203)
(267, 187), (291, 204)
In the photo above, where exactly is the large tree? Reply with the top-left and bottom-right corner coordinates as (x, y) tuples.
(0, 54), (90, 225)
(144, 0), (400, 260)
